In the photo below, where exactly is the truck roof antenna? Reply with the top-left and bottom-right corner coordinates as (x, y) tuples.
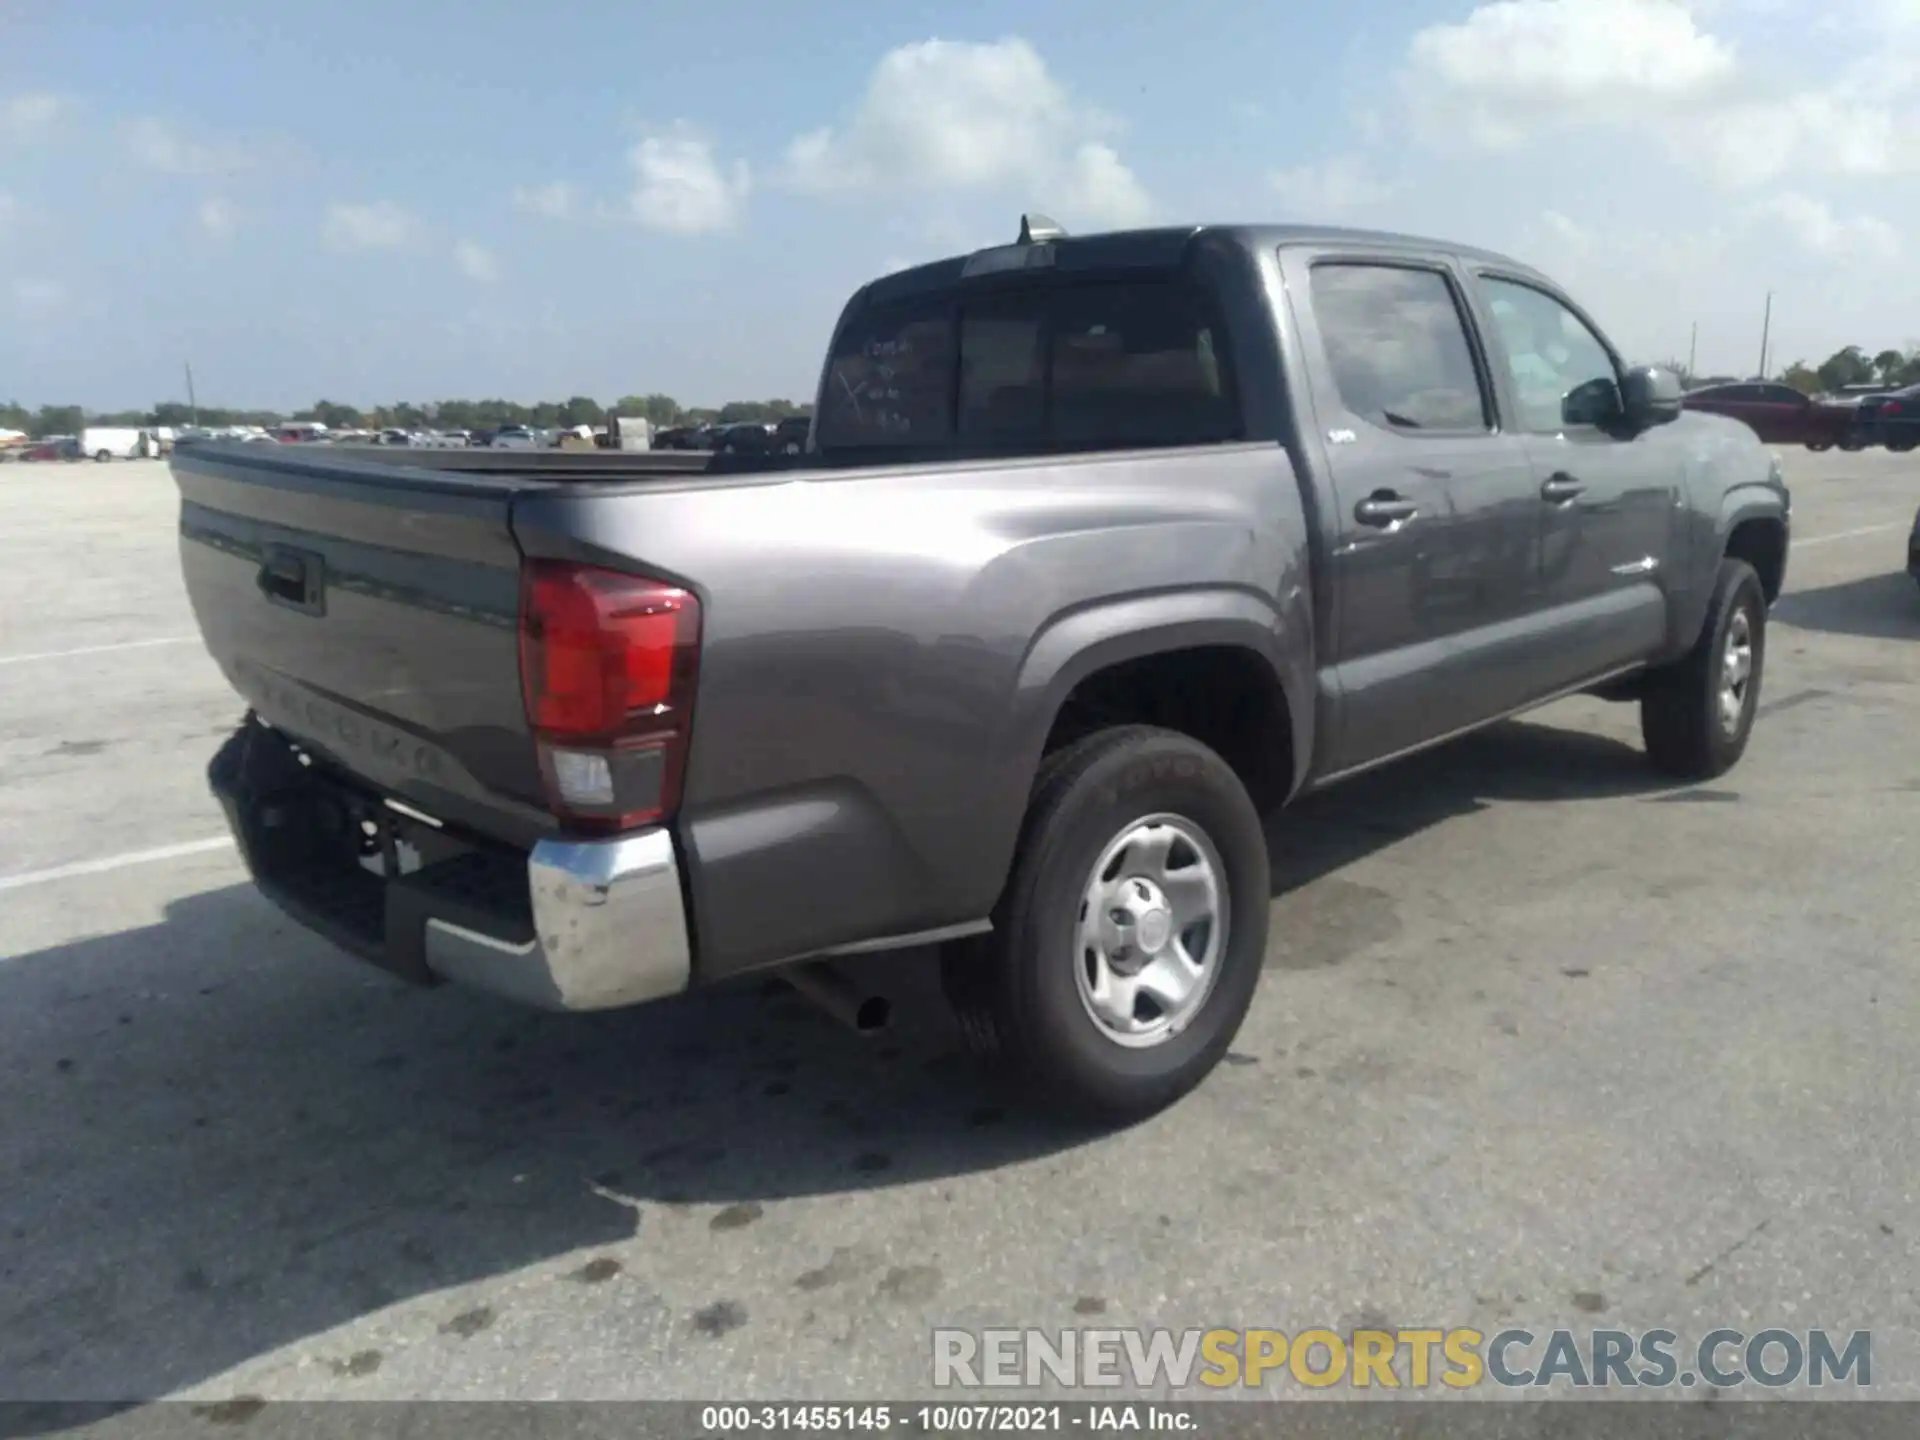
(1018, 213), (1067, 244)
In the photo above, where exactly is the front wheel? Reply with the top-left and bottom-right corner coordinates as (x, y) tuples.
(1838, 433), (1867, 452)
(1640, 558), (1766, 780)
(93, 450), (112, 463)
(942, 726), (1270, 1124)
(1806, 439), (1832, 452)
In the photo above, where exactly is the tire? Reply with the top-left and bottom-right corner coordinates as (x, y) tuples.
(941, 725), (1270, 1124)
(93, 450), (112, 463)
(1806, 439), (1832, 452)
(1640, 558), (1766, 781)
(1838, 433), (1866, 452)
(1890, 437), (1917, 455)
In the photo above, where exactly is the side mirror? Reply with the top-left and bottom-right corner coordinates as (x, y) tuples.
(1563, 376), (1624, 427)
(1620, 365), (1684, 429)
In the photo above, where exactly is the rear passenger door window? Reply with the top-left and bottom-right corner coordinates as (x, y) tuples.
(1477, 276), (1620, 432)
(1307, 263), (1490, 433)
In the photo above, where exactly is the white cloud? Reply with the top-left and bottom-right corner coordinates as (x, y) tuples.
(1756, 193), (1900, 261)
(1, 92), (70, 142)
(1406, 0), (1737, 146)
(453, 239), (501, 282)
(512, 181), (577, 219)
(1269, 157), (1395, 218)
(198, 197), (237, 241)
(1404, 0), (1920, 187)
(14, 278), (65, 309)
(122, 116), (266, 176)
(783, 38), (1155, 230)
(324, 200), (424, 251)
(628, 125), (749, 235)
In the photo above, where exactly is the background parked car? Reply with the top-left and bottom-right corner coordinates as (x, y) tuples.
(772, 415), (811, 454)
(1681, 381), (1861, 450)
(490, 425), (539, 449)
(1859, 384), (1920, 453)
(714, 421), (775, 455)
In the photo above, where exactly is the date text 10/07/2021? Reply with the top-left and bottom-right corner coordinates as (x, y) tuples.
(700, 1404), (1193, 1433)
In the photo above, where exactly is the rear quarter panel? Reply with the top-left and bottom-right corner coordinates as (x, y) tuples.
(511, 444), (1313, 979)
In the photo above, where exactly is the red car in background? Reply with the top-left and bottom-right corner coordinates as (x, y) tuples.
(1680, 380), (1862, 451)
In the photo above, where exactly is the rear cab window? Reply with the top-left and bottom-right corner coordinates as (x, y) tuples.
(815, 278), (1240, 459)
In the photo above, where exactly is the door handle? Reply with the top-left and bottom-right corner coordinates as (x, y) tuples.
(1540, 473), (1584, 503)
(1354, 492), (1418, 528)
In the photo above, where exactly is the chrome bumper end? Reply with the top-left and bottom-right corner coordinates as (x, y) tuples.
(424, 828), (691, 1012)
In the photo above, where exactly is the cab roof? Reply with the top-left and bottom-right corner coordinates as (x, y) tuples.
(859, 222), (1553, 308)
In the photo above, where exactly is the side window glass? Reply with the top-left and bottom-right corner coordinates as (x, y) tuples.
(1307, 264), (1488, 432)
(1479, 276), (1619, 431)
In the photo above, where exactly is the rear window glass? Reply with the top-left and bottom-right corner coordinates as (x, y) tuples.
(816, 279), (1239, 454)
(819, 307), (956, 447)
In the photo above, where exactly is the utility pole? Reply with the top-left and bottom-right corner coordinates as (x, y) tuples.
(1756, 293), (1773, 380)
(184, 361), (199, 425)
(1687, 322), (1697, 380)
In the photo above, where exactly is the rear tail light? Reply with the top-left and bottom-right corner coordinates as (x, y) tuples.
(518, 560), (700, 833)
(1886, 401), (1904, 416)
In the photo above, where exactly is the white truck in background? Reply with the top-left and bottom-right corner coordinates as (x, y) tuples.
(78, 427), (157, 462)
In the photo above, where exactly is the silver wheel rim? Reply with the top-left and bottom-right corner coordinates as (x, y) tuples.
(1073, 813), (1227, 1049)
(1719, 607), (1754, 736)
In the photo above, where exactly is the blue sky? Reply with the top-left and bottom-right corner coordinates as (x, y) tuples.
(3, 0), (1916, 411)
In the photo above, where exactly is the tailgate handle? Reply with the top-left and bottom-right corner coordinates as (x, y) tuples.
(258, 546), (325, 615)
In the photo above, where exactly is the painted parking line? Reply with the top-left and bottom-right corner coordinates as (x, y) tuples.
(0, 636), (199, 667)
(0, 836), (235, 895)
(1793, 523), (1904, 548)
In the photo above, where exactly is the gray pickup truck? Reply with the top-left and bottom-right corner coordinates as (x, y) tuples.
(176, 217), (1790, 1122)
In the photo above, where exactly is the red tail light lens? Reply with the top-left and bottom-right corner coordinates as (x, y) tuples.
(1886, 401), (1904, 416)
(518, 560), (700, 831)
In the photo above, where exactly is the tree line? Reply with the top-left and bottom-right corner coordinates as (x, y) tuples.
(0, 393), (812, 441)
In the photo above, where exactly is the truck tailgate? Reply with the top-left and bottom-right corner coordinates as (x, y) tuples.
(174, 445), (554, 847)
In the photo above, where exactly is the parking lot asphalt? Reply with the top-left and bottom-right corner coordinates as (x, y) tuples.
(2, 454), (1918, 1409)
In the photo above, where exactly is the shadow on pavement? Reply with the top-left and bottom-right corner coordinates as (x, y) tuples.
(2, 713), (1671, 1416)
(1269, 716), (1679, 896)
(1773, 571), (1920, 641)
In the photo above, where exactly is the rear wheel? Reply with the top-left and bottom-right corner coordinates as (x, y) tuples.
(1640, 558), (1765, 780)
(1806, 439), (1832, 452)
(1889, 436), (1917, 455)
(93, 449), (112, 463)
(941, 726), (1270, 1124)
(1838, 432), (1867, 452)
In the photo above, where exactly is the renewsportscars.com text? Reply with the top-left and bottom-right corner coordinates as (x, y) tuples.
(932, 1326), (1872, 1391)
